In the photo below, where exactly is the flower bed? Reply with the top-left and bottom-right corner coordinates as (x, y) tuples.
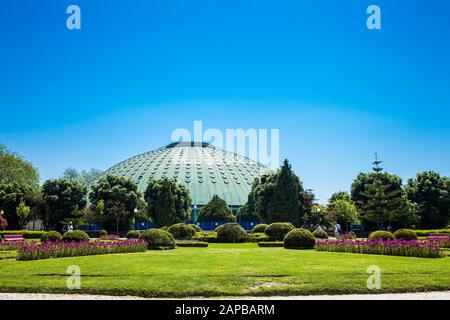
(0, 241), (28, 251)
(315, 239), (443, 258)
(427, 235), (450, 248)
(16, 240), (147, 261)
(100, 234), (119, 241)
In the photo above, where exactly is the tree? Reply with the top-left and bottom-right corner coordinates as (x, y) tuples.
(252, 159), (303, 225)
(329, 191), (351, 203)
(62, 167), (103, 187)
(359, 179), (402, 227)
(24, 190), (46, 230)
(16, 201), (30, 229)
(405, 171), (450, 228)
(0, 210), (8, 231)
(351, 155), (403, 228)
(198, 195), (235, 222)
(107, 202), (128, 236)
(144, 178), (191, 226)
(90, 175), (140, 231)
(396, 194), (420, 228)
(309, 204), (330, 226)
(327, 198), (359, 231)
(300, 189), (316, 226)
(237, 181), (260, 222)
(42, 179), (87, 230)
(0, 144), (39, 188)
(0, 182), (32, 229)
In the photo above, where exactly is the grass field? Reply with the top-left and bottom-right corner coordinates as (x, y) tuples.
(1, 243), (450, 297)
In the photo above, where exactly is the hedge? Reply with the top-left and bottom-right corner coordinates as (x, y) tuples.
(247, 232), (270, 243)
(284, 228), (316, 249)
(168, 223), (197, 240)
(265, 223), (295, 241)
(140, 229), (176, 250)
(216, 223), (247, 243)
(393, 229), (418, 241)
(413, 229), (450, 237)
(175, 241), (208, 247)
(257, 241), (284, 247)
(0, 230), (46, 239)
(368, 231), (395, 241)
(192, 232), (218, 243)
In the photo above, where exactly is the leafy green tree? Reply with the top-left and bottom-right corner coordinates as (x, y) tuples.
(107, 201), (128, 236)
(16, 201), (30, 229)
(42, 179), (87, 230)
(300, 189), (316, 225)
(328, 198), (359, 231)
(0, 144), (39, 188)
(253, 159), (303, 225)
(144, 178), (191, 227)
(24, 190), (46, 230)
(237, 181), (260, 222)
(62, 167), (103, 187)
(90, 175), (140, 231)
(329, 191), (351, 203)
(405, 171), (450, 228)
(396, 194), (420, 228)
(310, 204), (330, 226)
(198, 195), (235, 222)
(0, 182), (32, 229)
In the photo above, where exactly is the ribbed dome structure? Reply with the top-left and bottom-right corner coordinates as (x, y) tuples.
(103, 142), (271, 209)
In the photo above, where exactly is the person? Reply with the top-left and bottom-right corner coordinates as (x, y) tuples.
(334, 222), (341, 238)
(67, 221), (74, 233)
(315, 224), (324, 236)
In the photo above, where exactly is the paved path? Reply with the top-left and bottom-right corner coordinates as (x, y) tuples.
(1, 291), (450, 300)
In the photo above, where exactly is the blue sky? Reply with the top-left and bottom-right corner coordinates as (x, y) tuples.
(1, 0), (449, 203)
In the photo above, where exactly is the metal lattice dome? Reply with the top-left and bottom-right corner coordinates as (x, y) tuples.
(102, 142), (271, 209)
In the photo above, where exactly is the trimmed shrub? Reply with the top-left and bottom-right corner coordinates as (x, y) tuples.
(252, 224), (269, 233)
(265, 222), (295, 241)
(99, 230), (107, 237)
(216, 223), (247, 243)
(257, 241), (284, 247)
(168, 223), (197, 240)
(192, 231), (217, 243)
(140, 229), (176, 250)
(175, 241), (208, 247)
(368, 230), (395, 241)
(414, 229), (450, 237)
(161, 226), (169, 231)
(41, 231), (63, 243)
(394, 229), (418, 241)
(0, 230), (46, 239)
(312, 230), (329, 239)
(247, 232), (270, 243)
(62, 230), (90, 242)
(284, 228), (316, 249)
(126, 230), (141, 239)
(189, 224), (202, 232)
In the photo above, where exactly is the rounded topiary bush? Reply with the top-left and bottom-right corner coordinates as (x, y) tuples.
(368, 230), (395, 241)
(190, 224), (202, 232)
(160, 226), (169, 231)
(41, 231), (63, 243)
(99, 230), (107, 237)
(265, 222), (295, 241)
(126, 230), (141, 239)
(312, 230), (329, 239)
(168, 223), (197, 240)
(252, 224), (269, 234)
(216, 223), (248, 243)
(62, 230), (90, 242)
(140, 229), (176, 250)
(393, 229), (417, 241)
(284, 228), (316, 249)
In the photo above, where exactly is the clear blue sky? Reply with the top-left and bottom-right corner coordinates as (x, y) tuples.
(1, 0), (449, 203)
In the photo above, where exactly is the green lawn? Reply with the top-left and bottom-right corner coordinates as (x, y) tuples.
(1, 243), (450, 297)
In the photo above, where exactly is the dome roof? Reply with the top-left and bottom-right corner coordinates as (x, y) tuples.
(103, 142), (271, 206)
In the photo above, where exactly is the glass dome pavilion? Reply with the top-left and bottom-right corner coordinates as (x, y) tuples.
(102, 142), (271, 211)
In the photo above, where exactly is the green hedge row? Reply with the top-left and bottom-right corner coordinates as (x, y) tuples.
(257, 241), (284, 247)
(414, 229), (450, 237)
(0, 230), (46, 239)
(175, 241), (208, 247)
